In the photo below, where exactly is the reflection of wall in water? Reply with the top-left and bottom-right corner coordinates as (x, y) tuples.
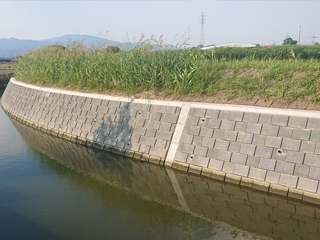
(11, 117), (320, 240)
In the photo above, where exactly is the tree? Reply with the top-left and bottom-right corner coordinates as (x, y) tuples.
(106, 46), (120, 53)
(314, 42), (319, 45)
(282, 37), (297, 45)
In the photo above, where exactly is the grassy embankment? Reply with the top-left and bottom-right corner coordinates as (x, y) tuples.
(13, 43), (320, 109)
(0, 61), (15, 89)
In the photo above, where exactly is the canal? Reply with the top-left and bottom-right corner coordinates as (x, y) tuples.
(1, 90), (320, 240)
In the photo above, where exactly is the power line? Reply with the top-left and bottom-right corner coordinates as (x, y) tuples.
(311, 36), (317, 44)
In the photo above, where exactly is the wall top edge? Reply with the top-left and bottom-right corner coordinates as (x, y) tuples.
(10, 78), (320, 119)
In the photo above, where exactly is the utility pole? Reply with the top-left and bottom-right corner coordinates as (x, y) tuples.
(299, 24), (301, 45)
(199, 12), (206, 47)
(311, 35), (317, 44)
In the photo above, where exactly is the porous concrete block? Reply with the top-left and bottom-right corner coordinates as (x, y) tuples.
(208, 159), (224, 170)
(214, 139), (230, 150)
(258, 114), (272, 124)
(212, 129), (224, 139)
(265, 171), (280, 184)
(194, 146), (208, 157)
(160, 114), (178, 123)
(139, 144), (150, 154)
(303, 154), (320, 167)
(136, 111), (150, 120)
(294, 164), (310, 178)
(279, 174), (298, 188)
(186, 116), (199, 126)
(165, 106), (178, 115)
(192, 136), (204, 146)
(187, 126), (201, 136)
(240, 143), (256, 156)
(217, 150), (232, 161)
(223, 130), (238, 141)
(309, 167), (320, 181)
(233, 164), (249, 177)
(218, 110), (230, 120)
(199, 127), (214, 138)
(271, 115), (289, 126)
(150, 105), (166, 113)
(255, 146), (273, 158)
(285, 151), (305, 164)
(190, 108), (206, 117)
(206, 149), (219, 159)
(228, 142), (241, 153)
(251, 134), (266, 145)
(259, 158), (276, 171)
(130, 103), (151, 111)
(310, 130), (320, 142)
(288, 116), (308, 128)
(246, 123), (262, 134)
(149, 147), (167, 158)
(234, 122), (247, 132)
(81, 124), (92, 132)
(145, 120), (160, 130)
(150, 112), (161, 121)
(275, 160), (295, 174)
(281, 138), (301, 151)
(248, 167), (266, 181)
(300, 141), (316, 153)
(191, 156), (210, 168)
(145, 129), (156, 138)
(206, 119), (221, 129)
(265, 136), (282, 148)
(297, 177), (319, 193)
(181, 143), (195, 154)
(307, 118), (320, 129)
(159, 122), (172, 132)
(180, 134), (193, 144)
(204, 109), (219, 119)
(202, 138), (215, 148)
(243, 112), (260, 123)
(230, 153), (247, 165)
(229, 111), (244, 121)
(292, 128), (311, 141)
(261, 125), (279, 137)
(222, 162), (235, 173)
(315, 143), (320, 154)
(155, 131), (173, 141)
(237, 132), (253, 143)
(174, 151), (187, 162)
(155, 139), (167, 149)
(220, 120), (235, 131)
(101, 99), (109, 106)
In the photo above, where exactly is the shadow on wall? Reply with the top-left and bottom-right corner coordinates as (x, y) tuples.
(9, 115), (320, 240)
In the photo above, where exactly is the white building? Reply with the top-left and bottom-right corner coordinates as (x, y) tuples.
(201, 43), (257, 50)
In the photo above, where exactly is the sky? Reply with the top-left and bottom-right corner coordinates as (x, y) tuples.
(0, 1), (319, 47)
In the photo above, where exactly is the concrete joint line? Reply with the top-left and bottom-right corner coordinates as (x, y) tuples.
(166, 105), (190, 166)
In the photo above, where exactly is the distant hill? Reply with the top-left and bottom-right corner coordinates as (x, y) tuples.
(0, 34), (125, 58)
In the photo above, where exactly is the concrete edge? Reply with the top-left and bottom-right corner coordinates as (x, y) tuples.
(10, 78), (320, 119)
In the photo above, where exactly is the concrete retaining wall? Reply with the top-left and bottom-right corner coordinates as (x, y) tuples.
(2, 78), (320, 203)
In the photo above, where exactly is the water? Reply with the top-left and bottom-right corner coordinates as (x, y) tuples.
(1, 90), (320, 240)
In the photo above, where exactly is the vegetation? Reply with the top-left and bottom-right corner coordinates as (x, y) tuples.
(283, 37), (297, 45)
(0, 61), (15, 89)
(14, 42), (320, 104)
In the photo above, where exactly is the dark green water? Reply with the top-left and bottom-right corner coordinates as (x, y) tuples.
(1, 90), (320, 240)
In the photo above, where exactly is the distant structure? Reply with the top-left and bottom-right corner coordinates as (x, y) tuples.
(199, 12), (206, 47)
(312, 36), (317, 44)
(201, 43), (258, 50)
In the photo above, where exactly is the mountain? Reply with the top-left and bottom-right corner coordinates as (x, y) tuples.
(0, 34), (122, 58)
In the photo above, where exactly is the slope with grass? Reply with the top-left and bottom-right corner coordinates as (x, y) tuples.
(13, 43), (320, 109)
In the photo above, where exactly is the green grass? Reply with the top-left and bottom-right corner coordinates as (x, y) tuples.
(14, 42), (320, 103)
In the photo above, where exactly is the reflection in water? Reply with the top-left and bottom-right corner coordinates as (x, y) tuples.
(9, 115), (320, 240)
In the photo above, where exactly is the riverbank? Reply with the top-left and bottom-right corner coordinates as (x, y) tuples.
(3, 78), (320, 205)
(0, 61), (14, 89)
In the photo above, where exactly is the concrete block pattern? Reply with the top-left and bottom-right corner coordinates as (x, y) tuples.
(292, 128), (311, 141)
(271, 115), (289, 126)
(275, 161), (295, 174)
(288, 116), (308, 128)
(297, 177), (319, 193)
